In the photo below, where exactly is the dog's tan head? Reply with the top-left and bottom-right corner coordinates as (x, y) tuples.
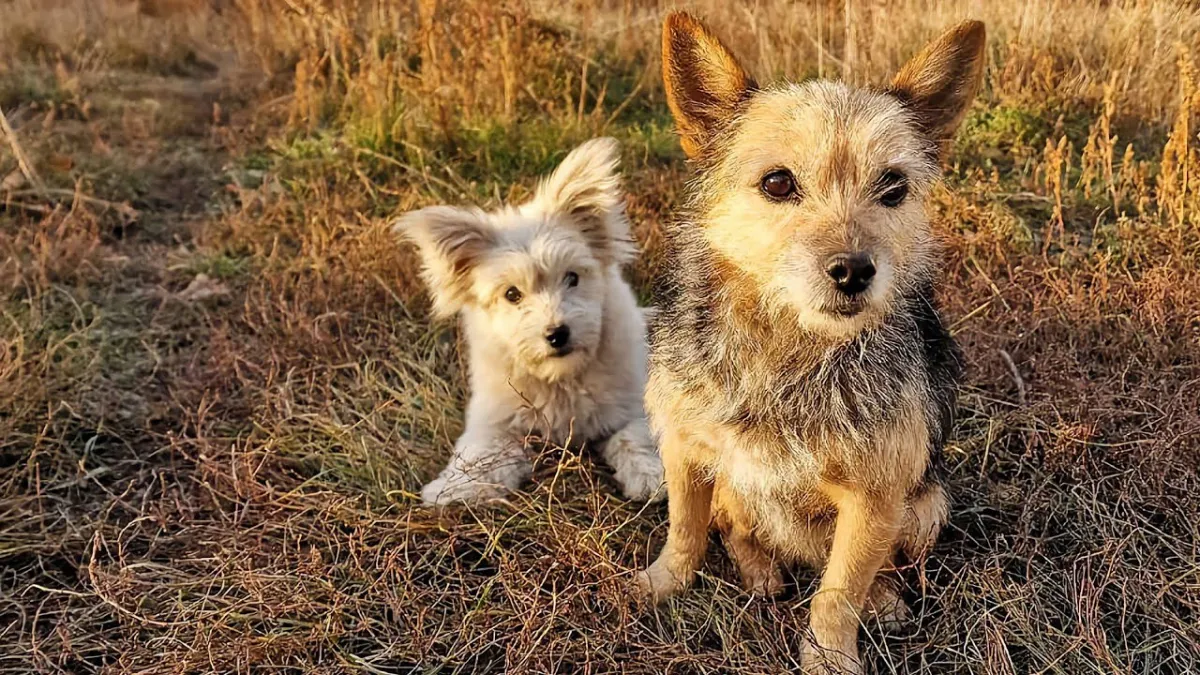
(396, 137), (634, 381)
(663, 14), (985, 337)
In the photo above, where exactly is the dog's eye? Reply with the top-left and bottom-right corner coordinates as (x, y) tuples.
(878, 171), (908, 208)
(504, 287), (523, 304)
(564, 271), (579, 288)
(760, 169), (799, 201)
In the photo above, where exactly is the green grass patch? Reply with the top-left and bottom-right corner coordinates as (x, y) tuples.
(0, 67), (70, 111)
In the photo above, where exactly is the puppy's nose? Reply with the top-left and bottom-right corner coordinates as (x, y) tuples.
(826, 253), (876, 295)
(545, 325), (571, 349)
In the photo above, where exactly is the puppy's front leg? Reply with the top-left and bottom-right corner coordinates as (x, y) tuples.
(420, 426), (531, 506)
(804, 485), (904, 674)
(636, 430), (712, 602)
(599, 416), (665, 502)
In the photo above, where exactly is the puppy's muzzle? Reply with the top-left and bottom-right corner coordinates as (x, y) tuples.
(545, 324), (572, 356)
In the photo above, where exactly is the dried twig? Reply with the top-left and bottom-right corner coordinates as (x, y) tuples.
(0, 106), (46, 196)
(0, 200), (52, 215)
(8, 188), (138, 221)
(999, 349), (1027, 406)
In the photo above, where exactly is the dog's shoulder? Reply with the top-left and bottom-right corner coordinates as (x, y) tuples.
(647, 226), (722, 364)
(904, 282), (963, 475)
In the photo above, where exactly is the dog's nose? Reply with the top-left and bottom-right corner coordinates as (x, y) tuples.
(826, 253), (876, 295)
(545, 325), (571, 349)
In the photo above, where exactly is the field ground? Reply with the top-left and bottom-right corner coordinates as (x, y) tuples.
(1, 1), (1198, 672)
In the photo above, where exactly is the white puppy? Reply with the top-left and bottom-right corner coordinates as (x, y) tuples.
(396, 138), (664, 506)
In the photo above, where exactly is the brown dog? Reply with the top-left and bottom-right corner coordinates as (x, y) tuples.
(638, 13), (984, 673)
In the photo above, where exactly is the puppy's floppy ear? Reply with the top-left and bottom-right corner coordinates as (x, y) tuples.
(662, 12), (756, 158)
(889, 20), (987, 159)
(532, 137), (636, 265)
(394, 206), (495, 318)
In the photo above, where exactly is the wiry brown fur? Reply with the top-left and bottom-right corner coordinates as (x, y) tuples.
(640, 13), (984, 674)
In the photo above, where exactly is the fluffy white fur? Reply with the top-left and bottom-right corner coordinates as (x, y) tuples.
(396, 138), (664, 505)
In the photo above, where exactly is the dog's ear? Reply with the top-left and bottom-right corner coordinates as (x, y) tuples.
(889, 20), (986, 158)
(532, 137), (636, 265)
(662, 12), (756, 158)
(394, 206), (495, 318)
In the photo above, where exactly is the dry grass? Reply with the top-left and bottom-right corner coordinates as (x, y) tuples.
(1, 0), (1198, 672)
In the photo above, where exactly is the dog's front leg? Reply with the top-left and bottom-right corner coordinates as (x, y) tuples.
(599, 416), (665, 502)
(804, 486), (903, 674)
(636, 429), (712, 602)
(420, 427), (531, 506)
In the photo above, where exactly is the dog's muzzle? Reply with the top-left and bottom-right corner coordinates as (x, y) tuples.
(545, 324), (573, 356)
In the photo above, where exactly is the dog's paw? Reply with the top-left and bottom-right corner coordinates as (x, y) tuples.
(600, 418), (665, 502)
(420, 473), (508, 506)
(740, 563), (786, 598)
(865, 579), (911, 631)
(801, 638), (862, 675)
(614, 453), (665, 503)
(635, 560), (692, 604)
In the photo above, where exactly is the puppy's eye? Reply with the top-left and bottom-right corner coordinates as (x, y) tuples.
(878, 171), (909, 208)
(564, 271), (579, 288)
(504, 287), (523, 304)
(760, 169), (799, 201)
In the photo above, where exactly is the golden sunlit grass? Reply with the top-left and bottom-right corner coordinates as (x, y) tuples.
(1, 0), (1198, 672)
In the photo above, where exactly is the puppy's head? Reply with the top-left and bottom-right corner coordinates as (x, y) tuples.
(663, 13), (985, 337)
(396, 137), (633, 381)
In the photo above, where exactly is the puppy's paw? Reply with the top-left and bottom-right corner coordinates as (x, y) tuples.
(420, 472), (508, 506)
(614, 452), (665, 503)
(865, 579), (911, 631)
(604, 425), (665, 502)
(635, 559), (692, 604)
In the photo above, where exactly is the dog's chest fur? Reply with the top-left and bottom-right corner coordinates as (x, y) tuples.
(647, 232), (960, 498)
(505, 374), (609, 443)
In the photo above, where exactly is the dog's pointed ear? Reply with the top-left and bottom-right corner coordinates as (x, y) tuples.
(889, 20), (987, 159)
(662, 12), (756, 158)
(532, 137), (635, 265)
(393, 206), (495, 318)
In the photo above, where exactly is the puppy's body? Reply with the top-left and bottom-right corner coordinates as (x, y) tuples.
(398, 138), (663, 505)
(641, 15), (983, 673)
